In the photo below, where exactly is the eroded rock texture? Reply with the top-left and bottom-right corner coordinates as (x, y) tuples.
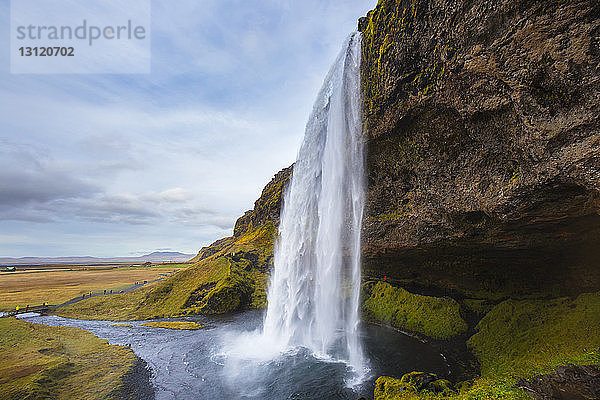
(359, 0), (600, 298)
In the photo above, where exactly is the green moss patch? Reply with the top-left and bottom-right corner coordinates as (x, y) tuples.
(374, 375), (533, 400)
(371, 291), (600, 400)
(362, 281), (468, 340)
(183, 262), (254, 315)
(468, 292), (600, 378)
(141, 321), (205, 330)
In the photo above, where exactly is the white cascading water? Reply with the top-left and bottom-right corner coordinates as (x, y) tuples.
(262, 32), (366, 374)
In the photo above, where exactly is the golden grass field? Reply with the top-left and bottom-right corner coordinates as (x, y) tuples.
(0, 265), (188, 312)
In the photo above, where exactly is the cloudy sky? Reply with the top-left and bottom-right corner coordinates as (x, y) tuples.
(0, 0), (376, 257)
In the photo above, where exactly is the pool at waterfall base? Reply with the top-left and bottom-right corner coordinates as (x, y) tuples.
(18, 311), (457, 400)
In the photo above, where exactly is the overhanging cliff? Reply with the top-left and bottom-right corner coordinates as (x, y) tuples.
(359, 0), (600, 299)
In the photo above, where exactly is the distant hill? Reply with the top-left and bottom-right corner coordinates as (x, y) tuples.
(0, 251), (194, 266)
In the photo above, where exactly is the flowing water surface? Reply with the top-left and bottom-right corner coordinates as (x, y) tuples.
(19, 311), (453, 400)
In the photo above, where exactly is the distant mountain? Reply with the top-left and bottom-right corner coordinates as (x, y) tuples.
(0, 252), (195, 266)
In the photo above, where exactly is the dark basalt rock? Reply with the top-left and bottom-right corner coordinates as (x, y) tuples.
(517, 364), (600, 400)
(113, 357), (155, 400)
(360, 0), (600, 298)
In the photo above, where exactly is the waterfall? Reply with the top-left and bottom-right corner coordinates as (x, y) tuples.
(262, 32), (366, 373)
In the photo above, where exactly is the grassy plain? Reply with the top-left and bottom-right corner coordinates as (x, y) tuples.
(0, 265), (187, 312)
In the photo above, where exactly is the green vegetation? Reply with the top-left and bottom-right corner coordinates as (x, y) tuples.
(361, 0), (448, 126)
(375, 374), (456, 400)
(141, 321), (205, 330)
(371, 286), (600, 400)
(0, 317), (136, 400)
(375, 374), (532, 400)
(375, 375), (530, 400)
(468, 292), (600, 378)
(362, 281), (468, 339)
(55, 284), (157, 321)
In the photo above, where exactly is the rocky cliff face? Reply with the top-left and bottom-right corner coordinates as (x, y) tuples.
(359, 0), (600, 299)
(232, 165), (293, 238)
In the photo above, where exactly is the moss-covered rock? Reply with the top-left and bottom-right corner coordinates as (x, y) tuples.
(375, 373), (455, 400)
(184, 263), (254, 314)
(232, 165), (292, 238)
(468, 291), (600, 378)
(461, 299), (495, 317)
(375, 375), (536, 399)
(362, 281), (468, 339)
(364, 1), (600, 398)
(375, 376), (413, 400)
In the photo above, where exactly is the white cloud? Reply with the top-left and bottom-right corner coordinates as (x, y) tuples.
(0, 0), (377, 257)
